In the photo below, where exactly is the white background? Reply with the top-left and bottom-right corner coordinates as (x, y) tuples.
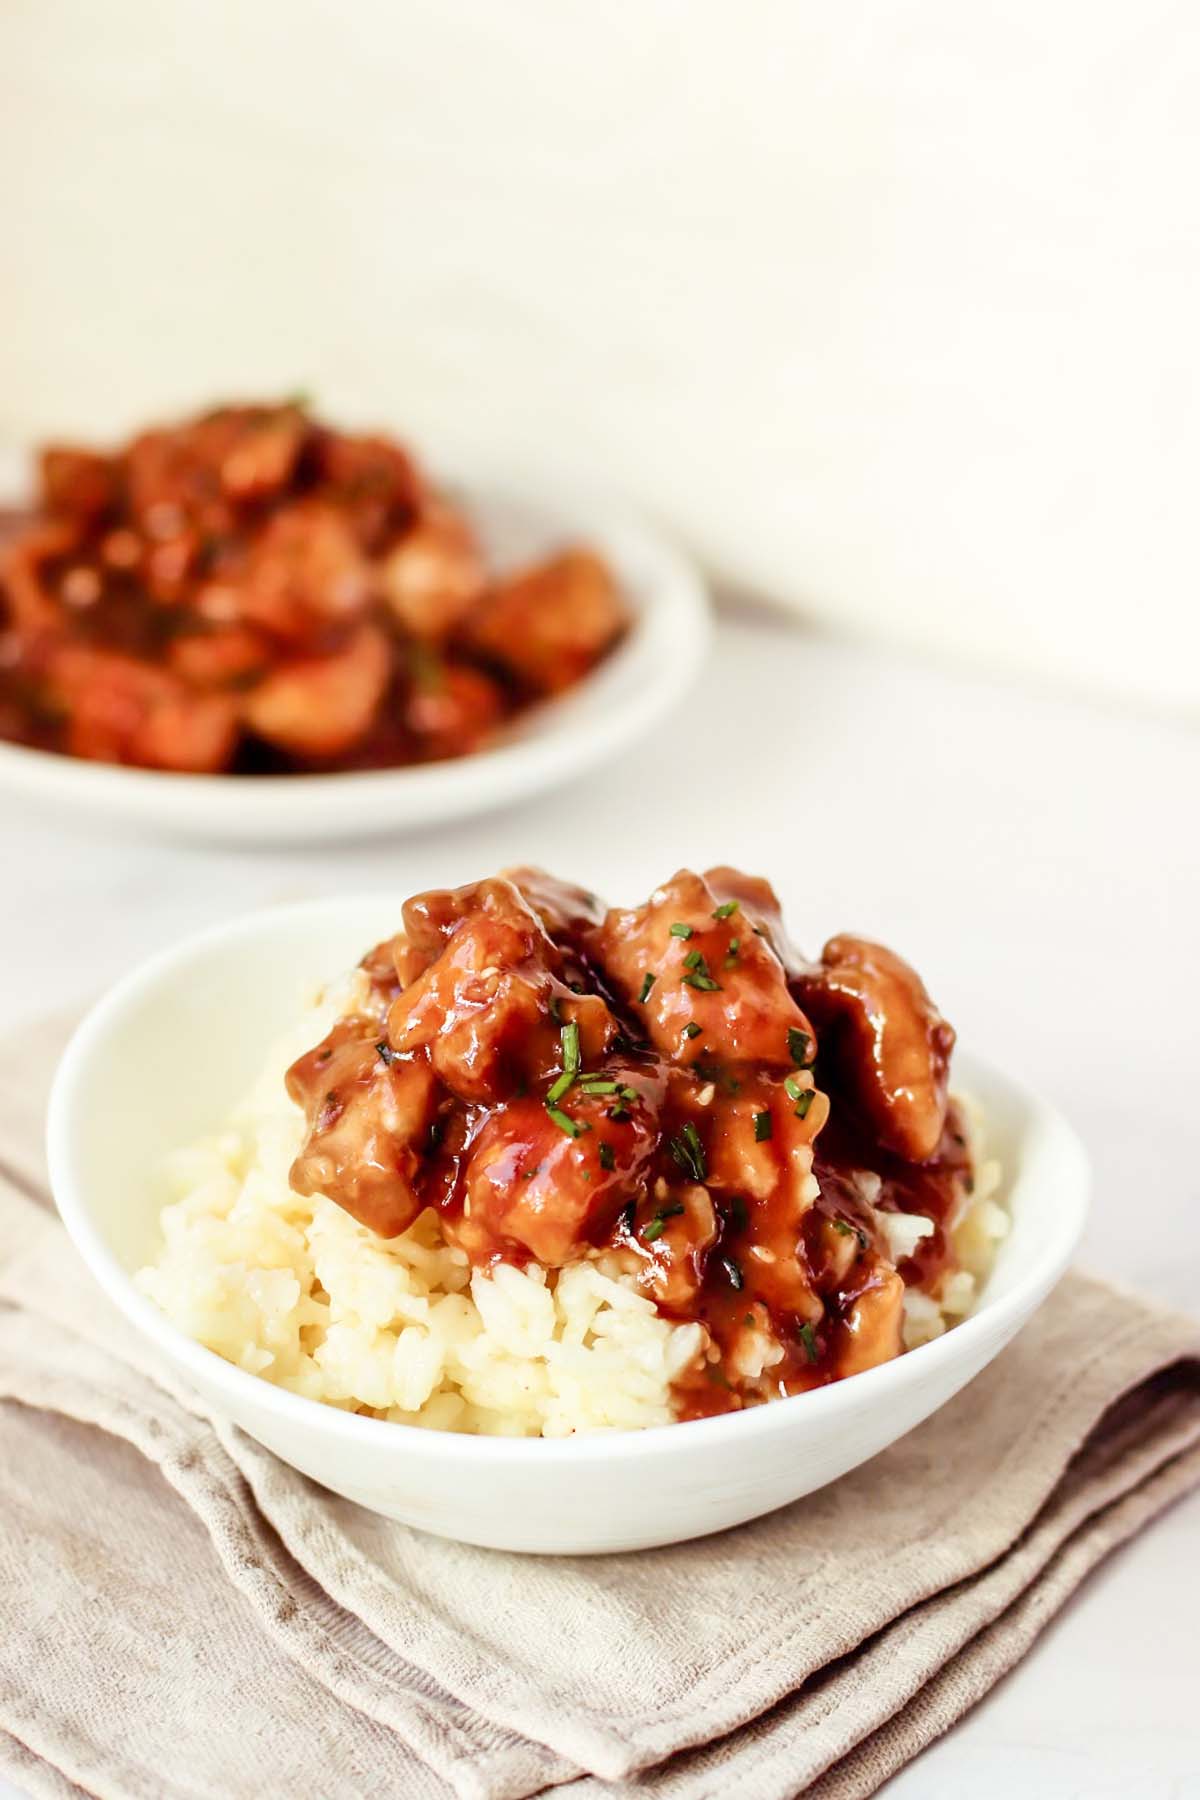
(2, 0), (1200, 708)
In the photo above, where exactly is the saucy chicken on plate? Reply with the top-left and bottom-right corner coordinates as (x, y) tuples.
(0, 401), (628, 774)
(287, 867), (976, 1415)
(141, 871), (1007, 1432)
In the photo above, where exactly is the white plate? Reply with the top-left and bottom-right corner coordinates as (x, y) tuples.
(46, 895), (1090, 1554)
(0, 473), (709, 844)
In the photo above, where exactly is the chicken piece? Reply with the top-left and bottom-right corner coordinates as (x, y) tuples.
(217, 404), (308, 502)
(704, 864), (804, 974)
(592, 868), (816, 1070)
(456, 1065), (663, 1265)
(315, 430), (426, 523)
(0, 520), (78, 634)
(834, 1266), (905, 1377)
(381, 504), (486, 640)
(703, 1074), (828, 1317)
(503, 867), (607, 939)
(241, 623), (390, 758)
(286, 1019), (437, 1238)
(168, 625), (272, 689)
(387, 877), (617, 1105)
(631, 1181), (719, 1311)
(39, 448), (118, 524)
(792, 936), (955, 1161)
(45, 644), (239, 772)
(234, 500), (373, 641)
(464, 548), (626, 694)
(404, 659), (505, 759)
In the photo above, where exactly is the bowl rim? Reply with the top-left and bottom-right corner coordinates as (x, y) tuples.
(46, 895), (1091, 1464)
(0, 473), (710, 834)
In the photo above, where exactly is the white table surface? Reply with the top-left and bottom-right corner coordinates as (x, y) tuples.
(3, 614), (1197, 1798)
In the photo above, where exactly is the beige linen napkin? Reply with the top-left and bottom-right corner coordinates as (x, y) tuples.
(1, 1015), (1198, 1800)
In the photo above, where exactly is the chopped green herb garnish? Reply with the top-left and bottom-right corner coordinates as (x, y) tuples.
(754, 1110), (773, 1142)
(784, 1076), (802, 1101)
(669, 922), (694, 939)
(546, 1106), (589, 1138)
(793, 1090), (815, 1119)
(683, 1021), (702, 1039)
(642, 1203), (685, 1243)
(619, 1085), (639, 1101)
(724, 937), (740, 963)
(546, 1070), (575, 1105)
(832, 1218), (855, 1237)
(721, 1254), (744, 1291)
(375, 1040), (396, 1066)
(578, 1076), (620, 1094)
(561, 1020), (580, 1076)
(638, 972), (656, 1003)
(788, 1027), (813, 1067)
(598, 1140), (615, 1171)
(683, 970), (722, 992)
(608, 1103), (631, 1122)
(683, 948), (703, 970)
(797, 1321), (819, 1364)
(668, 1120), (707, 1181)
(712, 899), (740, 920)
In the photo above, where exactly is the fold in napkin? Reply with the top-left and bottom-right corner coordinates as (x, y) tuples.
(1, 1017), (1198, 1800)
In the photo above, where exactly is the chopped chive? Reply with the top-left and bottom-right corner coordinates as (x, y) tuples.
(683, 948), (703, 970)
(375, 1040), (396, 1065)
(578, 1076), (620, 1093)
(619, 1085), (639, 1101)
(669, 922), (694, 939)
(598, 1140), (615, 1171)
(754, 1110), (773, 1142)
(667, 1120), (707, 1181)
(683, 971), (722, 992)
(638, 972), (656, 1003)
(797, 1321), (819, 1364)
(546, 1070), (574, 1104)
(642, 1203), (685, 1243)
(561, 1020), (580, 1076)
(721, 1254), (744, 1291)
(724, 937), (740, 962)
(712, 899), (740, 920)
(683, 1022), (702, 1040)
(546, 1105), (588, 1138)
(793, 1090), (815, 1119)
(788, 1027), (813, 1067)
(608, 1103), (631, 1122)
(784, 1076), (802, 1101)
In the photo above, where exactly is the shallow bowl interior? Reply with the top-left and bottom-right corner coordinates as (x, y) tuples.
(47, 898), (1090, 1553)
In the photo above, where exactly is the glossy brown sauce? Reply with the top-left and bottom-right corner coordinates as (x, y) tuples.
(286, 868), (976, 1418)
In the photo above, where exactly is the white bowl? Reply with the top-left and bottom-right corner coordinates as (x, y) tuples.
(0, 475), (709, 845)
(46, 897), (1090, 1554)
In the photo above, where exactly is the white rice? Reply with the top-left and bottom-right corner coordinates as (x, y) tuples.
(136, 999), (1006, 1434)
